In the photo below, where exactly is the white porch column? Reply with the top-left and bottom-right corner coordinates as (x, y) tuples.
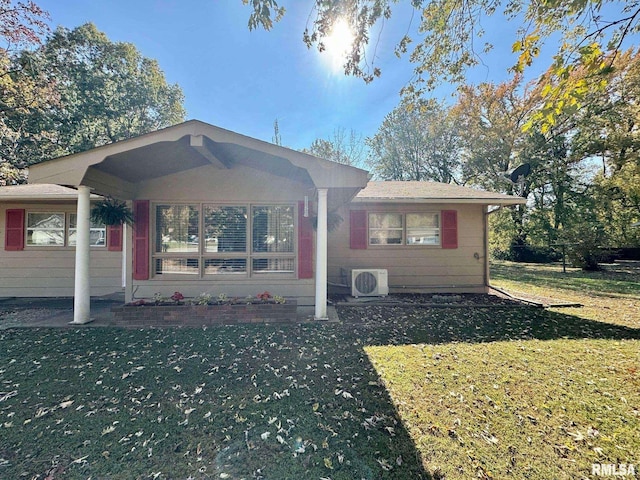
(72, 185), (91, 324)
(314, 188), (328, 320)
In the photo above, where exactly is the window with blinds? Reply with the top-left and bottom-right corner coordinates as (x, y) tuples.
(153, 203), (296, 277)
(368, 212), (441, 246)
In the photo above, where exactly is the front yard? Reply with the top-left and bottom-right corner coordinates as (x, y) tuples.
(0, 261), (638, 479)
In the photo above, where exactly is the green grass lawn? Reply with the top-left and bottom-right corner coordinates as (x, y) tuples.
(490, 260), (640, 328)
(0, 262), (639, 479)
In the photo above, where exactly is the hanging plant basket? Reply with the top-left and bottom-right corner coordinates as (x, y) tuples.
(91, 197), (134, 226)
(311, 211), (344, 232)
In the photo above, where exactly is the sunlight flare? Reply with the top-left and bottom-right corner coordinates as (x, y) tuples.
(322, 18), (355, 72)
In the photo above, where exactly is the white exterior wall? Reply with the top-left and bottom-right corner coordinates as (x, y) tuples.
(128, 164), (316, 305)
(0, 202), (123, 297)
(328, 202), (488, 294)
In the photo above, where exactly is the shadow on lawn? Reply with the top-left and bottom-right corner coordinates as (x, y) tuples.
(491, 261), (640, 297)
(0, 325), (434, 479)
(337, 304), (640, 346)
(1, 305), (637, 479)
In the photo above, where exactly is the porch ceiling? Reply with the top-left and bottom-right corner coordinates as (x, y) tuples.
(94, 136), (210, 182)
(27, 120), (369, 201)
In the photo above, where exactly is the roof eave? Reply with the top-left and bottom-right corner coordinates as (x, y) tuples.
(353, 197), (527, 205)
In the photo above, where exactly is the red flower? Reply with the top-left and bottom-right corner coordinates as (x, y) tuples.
(171, 291), (184, 302)
(256, 291), (272, 301)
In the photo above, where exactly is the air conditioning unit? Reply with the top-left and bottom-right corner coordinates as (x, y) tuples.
(352, 269), (389, 297)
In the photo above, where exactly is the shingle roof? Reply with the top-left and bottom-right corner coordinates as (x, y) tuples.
(0, 184), (102, 200)
(354, 181), (526, 205)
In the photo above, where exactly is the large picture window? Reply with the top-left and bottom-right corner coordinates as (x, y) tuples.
(368, 212), (440, 246)
(26, 212), (105, 247)
(153, 203), (296, 277)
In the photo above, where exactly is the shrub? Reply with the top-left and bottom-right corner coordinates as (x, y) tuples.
(492, 242), (561, 263)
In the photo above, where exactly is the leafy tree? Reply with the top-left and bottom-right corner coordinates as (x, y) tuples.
(0, 0), (51, 185)
(243, 1), (639, 128)
(453, 76), (540, 192)
(570, 48), (640, 248)
(367, 99), (461, 182)
(0, 0), (48, 49)
(4, 22), (185, 176)
(304, 127), (366, 166)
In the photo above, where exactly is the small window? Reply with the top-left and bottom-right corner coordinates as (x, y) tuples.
(367, 212), (442, 246)
(369, 213), (403, 245)
(154, 258), (199, 275)
(204, 258), (247, 275)
(406, 213), (440, 245)
(27, 213), (65, 246)
(68, 214), (106, 246)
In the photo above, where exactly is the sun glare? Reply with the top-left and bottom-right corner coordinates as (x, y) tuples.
(323, 18), (355, 72)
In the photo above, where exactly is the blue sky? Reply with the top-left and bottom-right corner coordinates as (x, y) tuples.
(36, 1), (536, 150)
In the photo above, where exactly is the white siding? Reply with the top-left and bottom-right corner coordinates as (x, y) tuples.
(0, 203), (123, 297)
(328, 202), (488, 294)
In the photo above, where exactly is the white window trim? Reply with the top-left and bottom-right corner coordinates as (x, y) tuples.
(25, 211), (106, 248)
(368, 211), (442, 247)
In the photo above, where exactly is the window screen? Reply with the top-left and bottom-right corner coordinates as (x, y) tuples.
(368, 213), (403, 245)
(69, 214), (106, 246)
(155, 205), (199, 253)
(27, 213), (65, 246)
(406, 213), (440, 245)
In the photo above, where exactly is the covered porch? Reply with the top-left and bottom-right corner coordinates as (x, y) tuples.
(27, 120), (369, 324)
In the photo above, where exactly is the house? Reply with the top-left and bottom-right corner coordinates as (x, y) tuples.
(1, 120), (525, 322)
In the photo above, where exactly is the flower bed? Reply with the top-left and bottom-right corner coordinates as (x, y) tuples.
(111, 301), (297, 327)
(111, 291), (297, 327)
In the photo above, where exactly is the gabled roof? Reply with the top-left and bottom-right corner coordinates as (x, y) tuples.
(27, 120), (369, 200)
(0, 184), (102, 201)
(354, 181), (527, 205)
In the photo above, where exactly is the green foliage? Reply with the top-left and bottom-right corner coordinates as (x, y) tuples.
(245, 1), (640, 128)
(367, 98), (461, 182)
(0, 1), (54, 185)
(90, 197), (134, 226)
(1, 22), (185, 179)
(563, 221), (608, 271)
(453, 76), (538, 192)
(243, 0), (285, 31)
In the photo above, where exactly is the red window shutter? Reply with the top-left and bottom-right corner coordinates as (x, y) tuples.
(132, 200), (150, 280)
(5, 209), (25, 251)
(441, 210), (458, 249)
(350, 210), (367, 249)
(107, 224), (123, 251)
(298, 201), (314, 279)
